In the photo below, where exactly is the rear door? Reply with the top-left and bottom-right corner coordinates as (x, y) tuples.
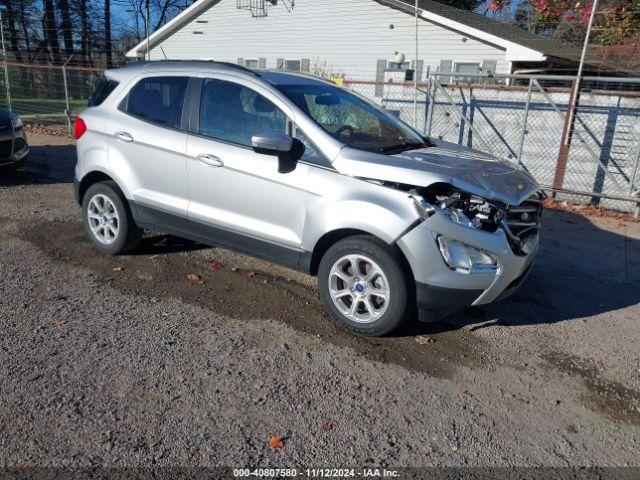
(106, 75), (191, 230)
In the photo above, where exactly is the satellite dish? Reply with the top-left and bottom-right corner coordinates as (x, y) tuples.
(392, 51), (406, 65)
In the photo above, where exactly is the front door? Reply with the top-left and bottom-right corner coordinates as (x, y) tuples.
(186, 77), (310, 267)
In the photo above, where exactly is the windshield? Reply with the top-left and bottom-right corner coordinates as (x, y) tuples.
(275, 83), (426, 154)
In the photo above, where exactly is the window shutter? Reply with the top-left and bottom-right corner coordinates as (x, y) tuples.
(301, 58), (310, 72)
(375, 59), (386, 97)
(482, 59), (497, 75)
(258, 57), (267, 69)
(237, 57), (244, 66)
(439, 59), (452, 83)
(412, 60), (424, 83)
(276, 58), (285, 70)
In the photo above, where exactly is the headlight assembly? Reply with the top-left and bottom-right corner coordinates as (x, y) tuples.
(411, 194), (435, 220)
(10, 112), (23, 129)
(413, 184), (505, 232)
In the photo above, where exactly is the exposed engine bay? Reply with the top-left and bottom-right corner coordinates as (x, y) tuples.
(365, 180), (544, 256)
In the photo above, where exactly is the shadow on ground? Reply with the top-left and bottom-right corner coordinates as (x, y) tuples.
(0, 144), (76, 186)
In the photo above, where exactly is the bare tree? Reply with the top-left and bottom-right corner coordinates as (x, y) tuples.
(105, 0), (113, 67)
(57, 0), (74, 58)
(42, 0), (61, 62)
(0, 1), (23, 62)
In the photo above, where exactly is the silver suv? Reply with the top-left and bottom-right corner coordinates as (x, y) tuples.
(74, 61), (541, 336)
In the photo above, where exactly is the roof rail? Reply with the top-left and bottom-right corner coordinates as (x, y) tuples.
(119, 59), (259, 76)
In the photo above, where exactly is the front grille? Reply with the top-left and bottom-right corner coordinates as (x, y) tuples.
(14, 137), (26, 153)
(0, 139), (12, 159)
(502, 192), (544, 255)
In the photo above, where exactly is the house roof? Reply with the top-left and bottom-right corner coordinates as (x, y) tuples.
(391, 0), (623, 70)
(124, 0), (611, 71)
(394, 0), (571, 59)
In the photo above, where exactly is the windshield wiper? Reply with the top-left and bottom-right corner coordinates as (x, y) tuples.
(378, 141), (426, 154)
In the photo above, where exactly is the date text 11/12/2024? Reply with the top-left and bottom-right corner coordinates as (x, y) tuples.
(233, 468), (400, 477)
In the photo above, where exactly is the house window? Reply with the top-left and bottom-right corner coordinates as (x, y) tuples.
(454, 62), (481, 82)
(284, 59), (301, 72)
(244, 59), (259, 69)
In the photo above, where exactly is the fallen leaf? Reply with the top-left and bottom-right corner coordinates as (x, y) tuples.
(268, 436), (284, 449)
(210, 262), (222, 270)
(231, 267), (239, 272)
(415, 335), (435, 345)
(618, 219), (626, 228)
(246, 271), (257, 278)
(320, 422), (333, 431)
(53, 319), (65, 327)
(456, 390), (472, 399)
(187, 273), (201, 281)
(112, 266), (124, 272)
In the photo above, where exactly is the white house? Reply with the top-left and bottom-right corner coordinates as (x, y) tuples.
(125, 0), (584, 83)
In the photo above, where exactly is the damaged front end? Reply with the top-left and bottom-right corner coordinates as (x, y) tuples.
(367, 180), (544, 257)
(413, 184), (544, 256)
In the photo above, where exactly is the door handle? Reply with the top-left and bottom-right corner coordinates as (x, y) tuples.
(197, 153), (224, 167)
(115, 131), (133, 143)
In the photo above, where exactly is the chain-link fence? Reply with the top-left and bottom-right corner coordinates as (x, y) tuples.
(345, 73), (640, 215)
(0, 62), (103, 130)
(1, 63), (639, 214)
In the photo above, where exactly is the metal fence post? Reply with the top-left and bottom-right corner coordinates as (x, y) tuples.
(0, 9), (11, 112)
(62, 56), (74, 133)
(516, 78), (533, 166)
(630, 138), (640, 218)
(425, 77), (436, 137)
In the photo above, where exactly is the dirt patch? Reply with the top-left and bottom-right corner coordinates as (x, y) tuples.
(545, 351), (640, 425)
(19, 218), (489, 379)
(543, 198), (639, 223)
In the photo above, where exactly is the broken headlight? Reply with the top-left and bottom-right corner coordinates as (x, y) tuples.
(414, 184), (504, 232)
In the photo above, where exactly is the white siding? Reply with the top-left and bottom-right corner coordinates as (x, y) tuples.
(149, 0), (510, 79)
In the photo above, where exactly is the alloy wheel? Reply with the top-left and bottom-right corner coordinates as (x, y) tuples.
(328, 254), (390, 323)
(87, 193), (120, 245)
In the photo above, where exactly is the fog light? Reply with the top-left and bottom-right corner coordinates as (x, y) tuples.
(437, 237), (497, 273)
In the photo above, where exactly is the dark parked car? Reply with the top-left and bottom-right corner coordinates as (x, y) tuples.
(0, 109), (29, 170)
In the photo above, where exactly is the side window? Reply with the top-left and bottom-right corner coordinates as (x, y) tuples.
(198, 78), (286, 147)
(294, 128), (332, 168)
(88, 76), (119, 107)
(122, 76), (188, 129)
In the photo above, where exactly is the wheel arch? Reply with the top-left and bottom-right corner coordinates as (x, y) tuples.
(78, 170), (128, 205)
(306, 228), (416, 284)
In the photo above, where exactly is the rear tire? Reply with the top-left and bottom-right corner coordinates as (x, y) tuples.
(82, 181), (142, 255)
(318, 235), (413, 336)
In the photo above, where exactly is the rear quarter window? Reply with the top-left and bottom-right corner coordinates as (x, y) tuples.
(88, 77), (119, 107)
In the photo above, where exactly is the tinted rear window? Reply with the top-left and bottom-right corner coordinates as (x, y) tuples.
(121, 76), (188, 129)
(88, 77), (119, 107)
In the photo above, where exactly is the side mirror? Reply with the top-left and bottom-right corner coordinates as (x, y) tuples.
(251, 131), (305, 174)
(251, 131), (293, 155)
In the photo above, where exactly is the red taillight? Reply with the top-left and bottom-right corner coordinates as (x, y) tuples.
(74, 117), (87, 139)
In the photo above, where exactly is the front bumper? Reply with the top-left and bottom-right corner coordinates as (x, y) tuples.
(397, 211), (537, 313)
(0, 128), (29, 168)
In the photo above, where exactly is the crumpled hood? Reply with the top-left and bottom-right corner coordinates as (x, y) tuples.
(332, 139), (539, 206)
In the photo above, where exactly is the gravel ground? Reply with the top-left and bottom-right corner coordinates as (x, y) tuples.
(0, 133), (639, 469)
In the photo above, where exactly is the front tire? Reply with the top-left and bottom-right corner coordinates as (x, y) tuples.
(318, 235), (413, 336)
(82, 181), (142, 255)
